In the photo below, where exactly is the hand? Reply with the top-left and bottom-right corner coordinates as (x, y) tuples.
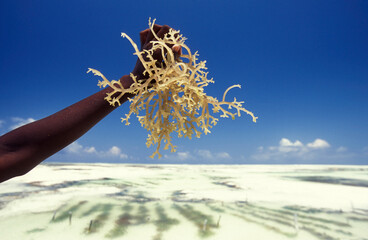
(131, 24), (181, 81)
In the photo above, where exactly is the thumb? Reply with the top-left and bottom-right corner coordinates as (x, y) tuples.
(172, 44), (182, 61)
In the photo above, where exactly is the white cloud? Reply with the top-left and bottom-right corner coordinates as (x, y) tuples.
(107, 146), (128, 159)
(65, 142), (128, 159)
(10, 117), (36, 130)
(84, 146), (97, 154)
(306, 138), (330, 149)
(177, 151), (191, 160)
(66, 142), (84, 153)
(0, 120), (4, 128)
(280, 138), (303, 147)
(108, 146), (121, 155)
(278, 138), (304, 153)
(197, 149), (213, 159)
(252, 138), (331, 161)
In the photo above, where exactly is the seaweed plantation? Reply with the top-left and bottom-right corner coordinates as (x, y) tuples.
(20, 198), (368, 240)
(1, 164), (367, 239)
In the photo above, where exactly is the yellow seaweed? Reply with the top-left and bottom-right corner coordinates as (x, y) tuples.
(88, 19), (257, 158)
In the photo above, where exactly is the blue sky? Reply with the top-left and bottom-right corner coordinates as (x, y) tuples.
(1, 0), (367, 164)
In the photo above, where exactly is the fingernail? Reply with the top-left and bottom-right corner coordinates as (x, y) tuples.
(172, 44), (182, 56)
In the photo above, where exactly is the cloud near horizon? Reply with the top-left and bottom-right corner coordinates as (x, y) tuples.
(0, 117), (36, 135)
(164, 149), (232, 162)
(252, 138), (332, 161)
(65, 142), (128, 160)
(9, 117), (36, 130)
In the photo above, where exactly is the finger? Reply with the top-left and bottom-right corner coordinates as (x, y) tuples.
(158, 25), (178, 51)
(154, 25), (172, 60)
(139, 29), (150, 49)
(145, 24), (162, 45)
(172, 44), (182, 57)
(156, 25), (171, 39)
(152, 48), (164, 66)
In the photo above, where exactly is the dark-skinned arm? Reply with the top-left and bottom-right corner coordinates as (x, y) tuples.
(0, 76), (134, 183)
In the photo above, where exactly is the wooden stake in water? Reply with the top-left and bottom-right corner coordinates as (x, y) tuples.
(293, 213), (299, 233)
(88, 220), (93, 232)
(51, 211), (57, 221)
(69, 211), (72, 225)
(217, 215), (221, 228)
(202, 219), (208, 231)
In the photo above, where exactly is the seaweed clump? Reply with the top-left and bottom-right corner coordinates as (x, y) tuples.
(88, 18), (257, 158)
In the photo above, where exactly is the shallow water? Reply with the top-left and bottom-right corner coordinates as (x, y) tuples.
(1, 164), (367, 239)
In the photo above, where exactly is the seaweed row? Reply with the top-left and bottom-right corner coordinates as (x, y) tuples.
(172, 204), (218, 238)
(219, 202), (356, 240)
(152, 204), (179, 240)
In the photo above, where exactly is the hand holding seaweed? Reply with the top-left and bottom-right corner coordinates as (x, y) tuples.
(89, 19), (257, 158)
(131, 24), (177, 82)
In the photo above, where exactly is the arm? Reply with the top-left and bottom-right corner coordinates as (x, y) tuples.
(0, 76), (133, 182)
(0, 24), (176, 183)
